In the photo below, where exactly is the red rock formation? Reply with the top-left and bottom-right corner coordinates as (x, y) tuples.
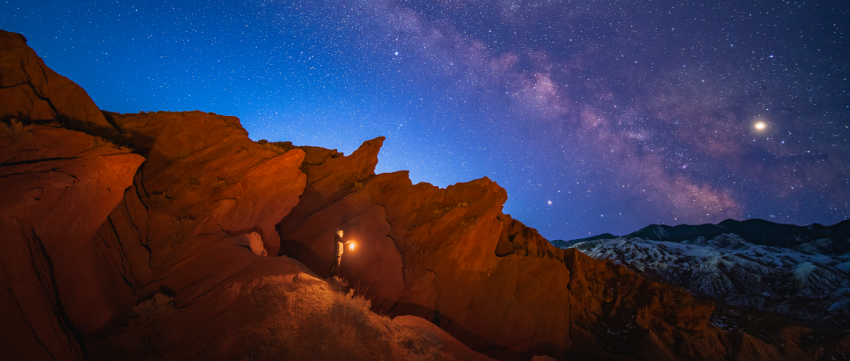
(84, 111), (307, 333)
(0, 125), (143, 360)
(277, 138), (849, 360)
(0, 30), (114, 135)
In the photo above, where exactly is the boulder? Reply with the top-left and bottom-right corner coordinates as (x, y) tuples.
(234, 232), (268, 256)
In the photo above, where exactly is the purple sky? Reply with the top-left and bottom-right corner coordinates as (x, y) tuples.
(4, 0), (848, 240)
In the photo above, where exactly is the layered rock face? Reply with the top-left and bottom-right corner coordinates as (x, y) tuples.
(1, 29), (145, 359)
(0, 30), (115, 135)
(81, 110), (307, 333)
(1, 31), (304, 357)
(0, 124), (143, 360)
(276, 141), (735, 360)
(0, 30), (494, 361)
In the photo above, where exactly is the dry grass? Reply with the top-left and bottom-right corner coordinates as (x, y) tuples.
(433, 202), (469, 216)
(146, 191), (171, 210)
(133, 292), (175, 322)
(130, 292), (176, 359)
(398, 328), (444, 361)
(211, 177), (227, 189)
(217, 275), (441, 361)
(0, 118), (33, 143)
(92, 271), (466, 361)
(172, 216), (195, 241)
(92, 136), (133, 152)
(331, 288), (373, 327)
(257, 139), (295, 154)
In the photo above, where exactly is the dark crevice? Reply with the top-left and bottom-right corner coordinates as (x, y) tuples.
(0, 231), (60, 361)
(386, 300), (400, 314)
(17, 79), (60, 118)
(0, 156), (80, 168)
(106, 215), (139, 289)
(27, 226), (90, 360)
(0, 81), (30, 89)
(100, 111), (122, 134)
(130, 170), (155, 272)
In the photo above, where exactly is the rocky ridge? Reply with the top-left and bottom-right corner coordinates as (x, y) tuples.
(559, 220), (850, 329)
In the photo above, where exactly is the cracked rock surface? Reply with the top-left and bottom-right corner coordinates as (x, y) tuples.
(0, 125), (143, 360)
(0, 30), (114, 135)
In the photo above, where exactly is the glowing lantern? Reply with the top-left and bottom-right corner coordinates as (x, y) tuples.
(349, 241), (356, 251)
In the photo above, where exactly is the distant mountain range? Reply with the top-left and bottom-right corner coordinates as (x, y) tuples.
(554, 219), (850, 329)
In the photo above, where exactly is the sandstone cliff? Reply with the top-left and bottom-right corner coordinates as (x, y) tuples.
(276, 139), (728, 360)
(0, 30), (494, 361)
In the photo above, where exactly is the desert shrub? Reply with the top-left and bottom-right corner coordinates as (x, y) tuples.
(0, 118), (33, 143)
(433, 202), (469, 216)
(92, 136), (115, 149)
(211, 177), (227, 189)
(92, 136), (133, 152)
(133, 292), (174, 322)
(330, 286), (385, 344)
(147, 191), (171, 210)
(172, 216), (195, 240)
(257, 139), (295, 154)
(327, 276), (350, 293)
(399, 328), (444, 361)
(331, 288), (371, 322)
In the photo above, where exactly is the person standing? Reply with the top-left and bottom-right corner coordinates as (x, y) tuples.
(329, 229), (350, 277)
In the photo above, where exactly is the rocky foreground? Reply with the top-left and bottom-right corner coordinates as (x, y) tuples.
(2, 29), (849, 360)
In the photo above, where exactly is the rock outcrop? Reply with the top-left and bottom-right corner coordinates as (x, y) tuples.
(1, 30), (495, 361)
(0, 124), (143, 360)
(81, 110), (307, 335)
(276, 137), (850, 360)
(276, 140), (729, 360)
(0, 30), (115, 135)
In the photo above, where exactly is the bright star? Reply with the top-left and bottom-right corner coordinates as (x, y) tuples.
(547, 200), (552, 206)
(754, 121), (766, 130)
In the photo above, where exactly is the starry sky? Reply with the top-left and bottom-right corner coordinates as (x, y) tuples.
(4, 0), (849, 241)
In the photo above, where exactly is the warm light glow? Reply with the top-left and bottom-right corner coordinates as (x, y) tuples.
(349, 242), (356, 251)
(754, 121), (766, 130)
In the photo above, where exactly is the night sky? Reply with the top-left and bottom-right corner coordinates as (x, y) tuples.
(4, 0), (849, 241)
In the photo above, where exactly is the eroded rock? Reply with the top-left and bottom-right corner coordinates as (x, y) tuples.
(0, 30), (115, 135)
(0, 125), (143, 359)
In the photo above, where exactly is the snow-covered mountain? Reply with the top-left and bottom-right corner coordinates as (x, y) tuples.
(556, 219), (850, 328)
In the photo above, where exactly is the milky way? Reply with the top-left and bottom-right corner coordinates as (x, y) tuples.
(4, 0), (848, 240)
